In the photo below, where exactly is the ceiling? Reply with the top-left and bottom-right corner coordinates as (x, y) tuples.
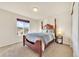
(0, 2), (73, 20)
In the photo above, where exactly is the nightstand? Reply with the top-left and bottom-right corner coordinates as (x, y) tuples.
(56, 35), (63, 44)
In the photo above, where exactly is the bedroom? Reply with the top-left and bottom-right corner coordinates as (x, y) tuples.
(0, 2), (78, 57)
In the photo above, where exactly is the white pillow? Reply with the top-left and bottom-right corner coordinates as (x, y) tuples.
(42, 29), (47, 33)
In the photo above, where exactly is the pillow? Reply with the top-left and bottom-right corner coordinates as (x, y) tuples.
(42, 29), (47, 33)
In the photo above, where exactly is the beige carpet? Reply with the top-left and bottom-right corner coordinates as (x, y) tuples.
(43, 43), (73, 57)
(0, 42), (73, 57)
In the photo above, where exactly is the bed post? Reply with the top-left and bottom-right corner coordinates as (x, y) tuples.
(54, 18), (57, 42)
(39, 52), (42, 57)
(23, 35), (26, 46)
(39, 40), (42, 57)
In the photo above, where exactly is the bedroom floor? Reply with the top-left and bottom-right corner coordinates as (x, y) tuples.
(0, 42), (73, 57)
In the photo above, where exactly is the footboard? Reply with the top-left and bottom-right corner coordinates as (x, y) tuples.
(23, 35), (42, 57)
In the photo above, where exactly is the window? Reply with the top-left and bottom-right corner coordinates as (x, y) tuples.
(17, 18), (30, 36)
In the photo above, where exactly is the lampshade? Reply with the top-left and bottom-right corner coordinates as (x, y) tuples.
(57, 28), (64, 36)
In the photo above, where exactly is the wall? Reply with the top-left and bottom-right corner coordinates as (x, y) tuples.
(72, 2), (79, 56)
(0, 9), (40, 47)
(30, 19), (41, 33)
(56, 12), (72, 45)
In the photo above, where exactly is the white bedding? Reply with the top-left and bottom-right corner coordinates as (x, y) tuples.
(26, 32), (54, 44)
(26, 32), (54, 51)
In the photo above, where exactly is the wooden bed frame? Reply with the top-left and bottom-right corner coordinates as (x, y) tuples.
(23, 35), (42, 57)
(23, 35), (54, 57)
(23, 19), (57, 57)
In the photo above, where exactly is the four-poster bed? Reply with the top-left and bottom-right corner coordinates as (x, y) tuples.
(23, 19), (58, 57)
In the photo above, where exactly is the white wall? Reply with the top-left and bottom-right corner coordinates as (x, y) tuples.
(72, 2), (79, 56)
(56, 13), (72, 45)
(30, 19), (41, 33)
(0, 9), (40, 47)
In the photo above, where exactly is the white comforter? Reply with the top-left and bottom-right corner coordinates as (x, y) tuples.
(26, 32), (54, 44)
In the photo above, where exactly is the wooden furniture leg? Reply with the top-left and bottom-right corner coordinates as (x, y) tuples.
(23, 35), (26, 46)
